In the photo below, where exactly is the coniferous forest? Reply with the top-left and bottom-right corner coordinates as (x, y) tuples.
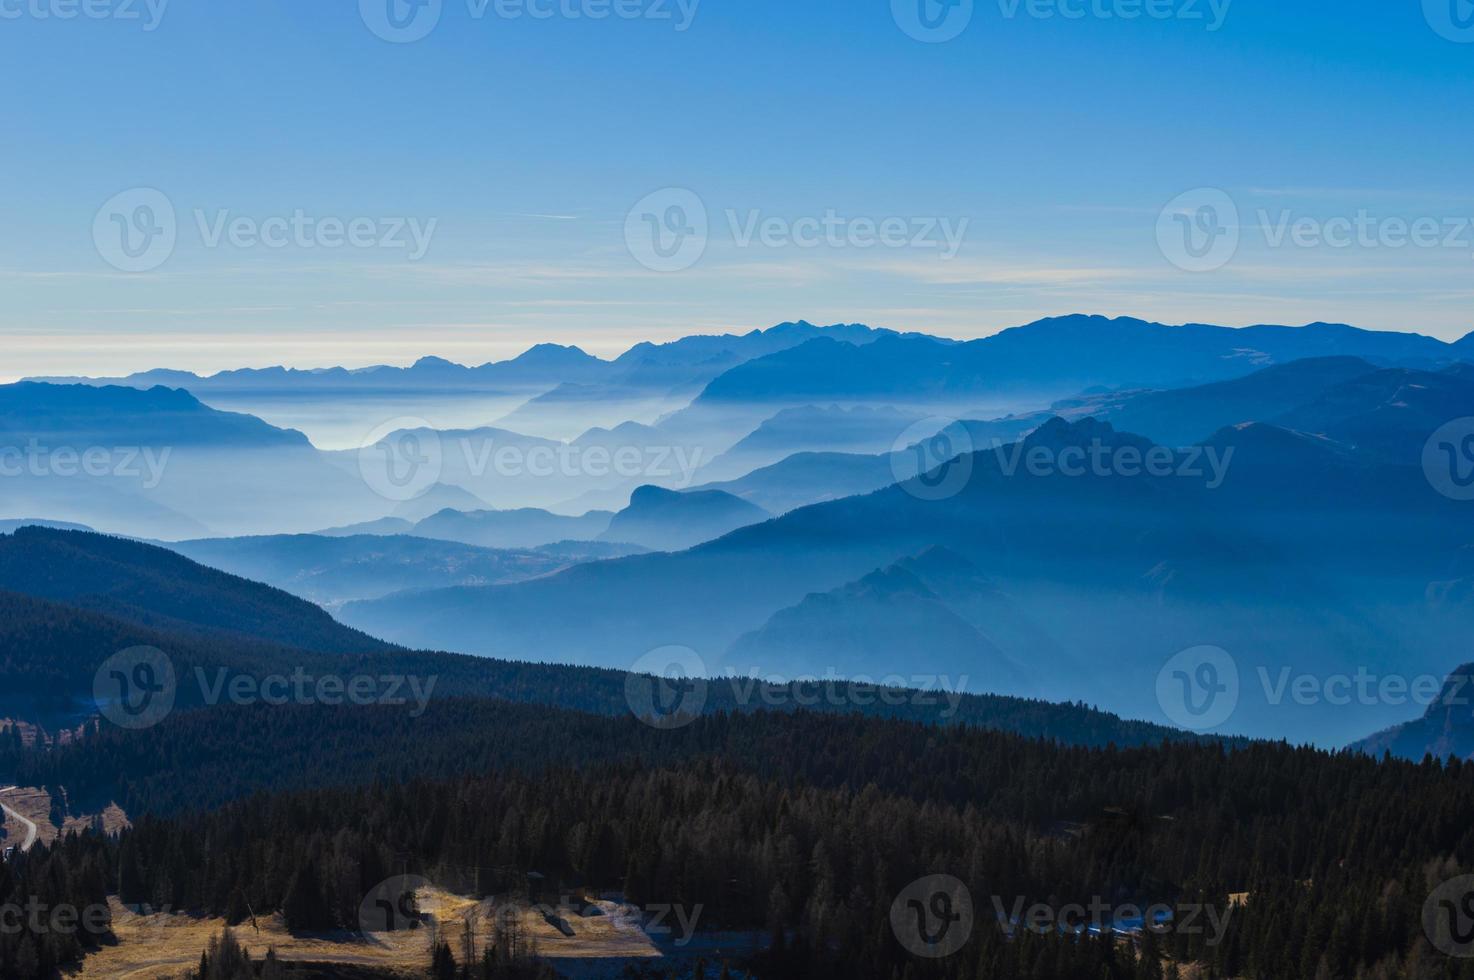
(5, 698), (1474, 979)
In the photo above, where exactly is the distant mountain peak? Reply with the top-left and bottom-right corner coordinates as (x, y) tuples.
(509, 343), (600, 364)
(1022, 415), (1149, 452)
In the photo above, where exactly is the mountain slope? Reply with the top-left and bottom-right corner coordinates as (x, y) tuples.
(164, 533), (571, 607)
(0, 527), (390, 653)
(0, 382), (394, 537)
(679, 317), (1459, 431)
(599, 485), (771, 551)
(728, 548), (1036, 696)
(1095, 356), (1379, 447)
(1351, 661), (1474, 761)
(341, 416), (1474, 744)
(1273, 366), (1474, 463)
(412, 506), (615, 549)
(0, 381), (311, 448)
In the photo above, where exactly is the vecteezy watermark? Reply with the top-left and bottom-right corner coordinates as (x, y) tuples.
(93, 188), (437, 273)
(94, 647), (177, 730)
(624, 648), (973, 729)
(996, 0), (1231, 29)
(892, 0), (974, 42)
(0, 899), (112, 938)
(1156, 188), (1240, 273)
(356, 417), (708, 502)
(638, 902), (704, 946)
(721, 668), (971, 718)
(623, 188), (969, 272)
(625, 646), (709, 730)
(892, 0), (1229, 43)
(1159, 188), (1474, 273)
(891, 875), (974, 958)
(359, 875), (433, 935)
(726, 209), (968, 259)
(359, 417), (444, 503)
(359, 0), (443, 42)
(93, 648), (439, 729)
(989, 895), (1232, 944)
(360, 0), (699, 43)
(1424, 0), (1474, 43)
(1257, 667), (1448, 709)
(624, 188), (710, 273)
(891, 418), (975, 502)
(992, 438), (1235, 488)
(193, 667), (438, 717)
(1156, 646), (1239, 731)
(1426, 875), (1474, 957)
(1424, 418), (1474, 502)
(93, 188), (177, 273)
(0, 0), (168, 30)
(0, 442), (172, 488)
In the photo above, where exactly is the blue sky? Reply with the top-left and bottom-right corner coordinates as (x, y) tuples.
(2, 0), (1471, 378)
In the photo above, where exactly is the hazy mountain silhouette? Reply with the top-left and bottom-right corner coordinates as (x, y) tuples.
(692, 450), (901, 514)
(0, 382), (310, 448)
(32, 343), (609, 392)
(341, 414), (1473, 743)
(0, 382), (393, 536)
(0, 532), (1188, 753)
(165, 533), (572, 607)
(1273, 365), (1474, 463)
(1093, 356), (1380, 447)
(388, 482), (490, 523)
(684, 317), (1459, 419)
(0, 519), (96, 534)
(599, 485), (771, 552)
(1352, 661), (1474, 761)
(412, 506), (616, 550)
(728, 547), (1037, 696)
(695, 404), (929, 483)
(0, 527), (390, 653)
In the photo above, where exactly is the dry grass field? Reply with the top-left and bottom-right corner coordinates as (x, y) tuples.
(69, 890), (669, 979)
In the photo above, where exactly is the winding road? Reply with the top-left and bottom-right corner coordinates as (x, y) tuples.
(0, 786), (39, 852)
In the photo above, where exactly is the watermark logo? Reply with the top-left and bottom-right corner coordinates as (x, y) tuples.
(1156, 645), (1238, 731)
(446, 435), (705, 485)
(892, 0), (974, 42)
(1424, 419), (1474, 501)
(0, 442), (172, 488)
(94, 188), (437, 270)
(0, 0), (168, 30)
(193, 667), (437, 717)
(94, 646), (176, 730)
(1257, 666), (1446, 709)
(1157, 188), (1239, 272)
(1162, 191), (1474, 271)
(360, 0), (442, 42)
(991, 438), (1234, 488)
(625, 646), (709, 730)
(93, 188), (177, 273)
(726, 209), (968, 258)
(997, 0), (1231, 30)
(358, 417), (444, 502)
(0, 899), (113, 937)
(1425, 875), (1474, 957)
(625, 188), (708, 272)
(990, 896), (1231, 944)
(1425, 0), (1474, 43)
(722, 668), (970, 718)
(359, 874), (433, 935)
(891, 874), (974, 958)
(891, 418), (975, 501)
